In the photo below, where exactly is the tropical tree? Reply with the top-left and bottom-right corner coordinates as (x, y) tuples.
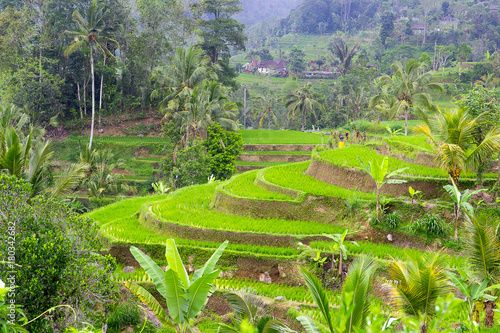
(443, 177), (484, 240)
(448, 269), (499, 325)
(370, 60), (443, 136)
(217, 288), (291, 333)
(328, 39), (360, 75)
(358, 156), (408, 219)
(0, 127), (86, 198)
(297, 257), (377, 333)
(284, 82), (321, 131)
(414, 107), (500, 185)
(463, 215), (500, 327)
(125, 239), (228, 332)
(152, 46), (216, 113)
(386, 252), (449, 333)
(255, 92), (278, 129)
(339, 86), (370, 122)
(172, 82), (238, 147)
(322, 230), (358, 276)
(64, 1), (120, 150)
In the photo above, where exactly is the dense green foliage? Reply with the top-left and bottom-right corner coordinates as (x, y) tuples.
(0, 174), (117, 332)
(205, 122), (243, 180)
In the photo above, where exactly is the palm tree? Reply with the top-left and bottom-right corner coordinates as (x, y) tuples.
(463, 215), (500, 327)
(474, 73), (499, 89)
(217, 288), (291, 333)
(297, 257), (377, 333)
(204, 80), (239, 132)
(255, 92), (278, 129)
(284, 82), (321, 131)
(0, 127), (86, 198)
(64, 1), (120, 150)
(339, 86), (370, 123)
(386, 252), (449, 333)
(152, 46), (216, 113)
(328, 39), (360, 75)
(172, 82), (238, 147)
(414, 107), (500, 185)
(370, 60), (443, 136)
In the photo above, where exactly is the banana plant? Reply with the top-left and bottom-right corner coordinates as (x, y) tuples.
(443, 176), (484, 240)
(358, 156), (408, 219)
(448, 268), (500, 324)
(125, 239), (228, 332)
(322, 230), (358, 276)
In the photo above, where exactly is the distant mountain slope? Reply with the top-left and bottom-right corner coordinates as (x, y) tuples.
(234, 0), (302, 27)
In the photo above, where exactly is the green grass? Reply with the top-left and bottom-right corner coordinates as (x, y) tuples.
(314, 145), (490, 179)
(262, 161), (376, 200)
(221, 170), (293, 200)
(242, 129), (324, 144)
(235, 161), (287, 166)
(71, 135), (169, 143)
(310, 240), (468, 269)
(241, 151), (312, 155)
(151, 182), (347, 236)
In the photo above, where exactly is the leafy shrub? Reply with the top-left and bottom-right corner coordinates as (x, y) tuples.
(409, 214), (448, 238)
(205, 122), (243, 180)
(107, 302), (142, 332)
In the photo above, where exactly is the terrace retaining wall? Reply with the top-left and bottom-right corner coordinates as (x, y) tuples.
(306, 159), (494, 200)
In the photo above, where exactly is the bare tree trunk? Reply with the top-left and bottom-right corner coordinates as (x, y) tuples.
(376, 189), (380, 219)
(485, 300), (496, 327)
(404, 109), (408, 136)
(243, 87), (247, 129)
(83, 74), (88, 116)
(454, 203), (459, 240)
(302, 103), (306, 131)
(77, 82), (82, 119)
(99, 56), (106, 128)
(338, 249), (343, 276)
(89, 48), (95, 151)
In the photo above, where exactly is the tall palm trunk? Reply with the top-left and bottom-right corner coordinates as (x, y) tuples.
(77, 82), (82, 119)
(268, 107), (271, 129)
(99, 56), (106, 128)
(89, 48), (95, 150)
(301, 100), (306, 131)
(404, 106), (408, 136)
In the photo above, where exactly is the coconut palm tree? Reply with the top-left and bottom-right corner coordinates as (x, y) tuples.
(172, 82), (238, 147)
(204, 80), (239, 132)
(463, 215), (500, 327)
(284, 82), (321, 131)
(328, 39), (360, 75)
(152, 46), (216, 114)
(255, 92), (278, 129)
(386, 252), (449, 333)
(370, 60), (443, 136)
(64, 1), (120, 150)
(0, 127), (86, 198)
(339, 86), (370, 123)
(297, 257), (377, 333)
(414, 107), (500, 185)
